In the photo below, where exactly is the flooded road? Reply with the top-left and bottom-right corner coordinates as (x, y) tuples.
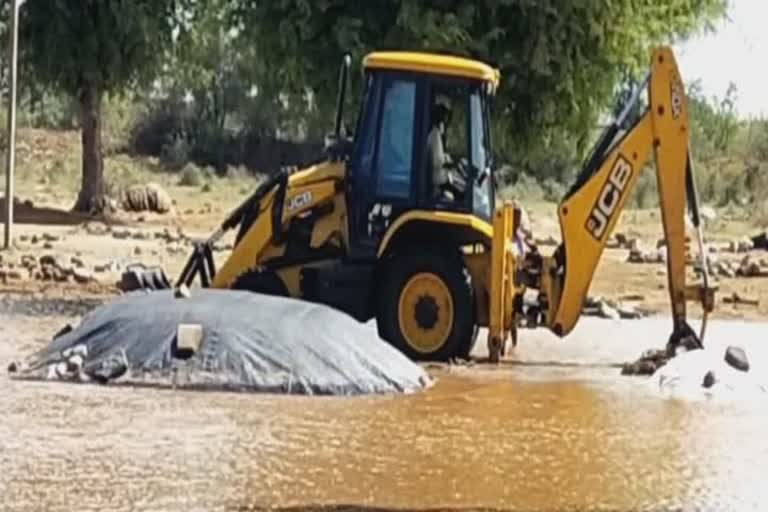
(2, 301), (768, 511)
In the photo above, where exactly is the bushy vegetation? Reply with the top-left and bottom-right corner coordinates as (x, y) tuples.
(5, 0), (763, 221)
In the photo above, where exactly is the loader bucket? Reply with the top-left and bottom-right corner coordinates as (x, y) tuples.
(118, 240), (215, 293)
(117, 263), (172, 293)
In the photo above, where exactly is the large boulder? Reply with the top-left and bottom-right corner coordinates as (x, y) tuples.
(121, 182), (174, 214)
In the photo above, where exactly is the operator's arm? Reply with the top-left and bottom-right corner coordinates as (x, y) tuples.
(427, 128), (446, 186)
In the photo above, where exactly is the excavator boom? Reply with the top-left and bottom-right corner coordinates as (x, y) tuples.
(530, 47), (715, 352)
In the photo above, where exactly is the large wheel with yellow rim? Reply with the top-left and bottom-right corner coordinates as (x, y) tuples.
(376, 248), (476, 362)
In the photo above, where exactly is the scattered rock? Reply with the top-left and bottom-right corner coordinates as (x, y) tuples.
(112, 229), (132, 240)
(702, 370), (716, 388)
(628, 248), (645, 263)
(30, 234), (39, 244)
(155, 227), (187, 244)
(166, 243), (185, 255)
(605, 236), (621, 249)
(71, 256), (85, 268)
(598, 301), (620, 320)
(534, 235), (558, 246)
(42, 242), (53, 249)
(621, 359), (659, 376)
(7, 361), (18, 374)
(39, 254), (62, 267)
(72, 268), (95, 284)
(700, 205), (717, 222)
(751, 230), (768, 250)
(739, 238), (754, 253)
(621, 348), (672, 376)
(133, 246), (142, 256)
(83, 221), (110, 236)
(729, 237), (754, 253)
(714, 260), (736, 278)
(616, 303), (643, 319)
(724, 346), (749, 372)
(737, 255), (768, 277)
(20, 254), (36, 269)
(19, 235), (28, 242)
(41, 233), (59, 242)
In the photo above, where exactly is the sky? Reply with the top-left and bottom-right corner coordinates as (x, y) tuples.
(675, 0), (767, 119)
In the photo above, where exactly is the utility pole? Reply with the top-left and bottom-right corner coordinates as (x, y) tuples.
(4, 0), (20, 250)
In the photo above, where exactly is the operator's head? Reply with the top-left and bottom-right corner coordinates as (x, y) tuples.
(431, 101), (451, 132)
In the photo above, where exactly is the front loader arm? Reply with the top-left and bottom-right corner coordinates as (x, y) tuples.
(540, 47), (715, 349)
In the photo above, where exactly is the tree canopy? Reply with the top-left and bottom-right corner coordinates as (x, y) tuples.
(234, 0), (728, 160)
(20, 1), (182, 95)
(0, 0), (735, 214)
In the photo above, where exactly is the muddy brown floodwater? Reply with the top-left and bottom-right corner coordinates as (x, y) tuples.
(1, 297), (768, 511)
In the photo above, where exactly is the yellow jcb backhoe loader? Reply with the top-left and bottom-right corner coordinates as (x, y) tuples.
(127, 46), (715, 363)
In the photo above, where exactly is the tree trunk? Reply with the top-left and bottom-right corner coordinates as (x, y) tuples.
(73, 82), (108, 214)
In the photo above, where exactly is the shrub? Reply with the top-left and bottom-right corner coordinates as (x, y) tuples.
(178, 164), (205, 187)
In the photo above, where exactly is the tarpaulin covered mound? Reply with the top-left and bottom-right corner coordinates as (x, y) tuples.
(13, 289), (432, 396)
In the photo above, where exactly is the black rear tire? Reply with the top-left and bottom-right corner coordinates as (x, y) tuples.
(376, 247), (476, 362)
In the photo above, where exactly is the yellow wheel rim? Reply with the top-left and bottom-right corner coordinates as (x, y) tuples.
(397, 272), (454, 354)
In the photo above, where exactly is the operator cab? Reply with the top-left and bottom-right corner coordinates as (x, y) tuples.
(345, 52), (500, 253)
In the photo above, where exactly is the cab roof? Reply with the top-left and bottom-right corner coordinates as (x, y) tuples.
(363, 51), (500, 88)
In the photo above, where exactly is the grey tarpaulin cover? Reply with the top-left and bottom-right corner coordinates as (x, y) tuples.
(14, 289), (432, 396)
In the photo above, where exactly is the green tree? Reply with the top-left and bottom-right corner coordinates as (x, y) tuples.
(688, 79), (739, 159)
(18, 0), (188, 213)
(234, 0), (727, 165)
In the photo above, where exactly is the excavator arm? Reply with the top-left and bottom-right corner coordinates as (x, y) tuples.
(531, 47), (715, 352)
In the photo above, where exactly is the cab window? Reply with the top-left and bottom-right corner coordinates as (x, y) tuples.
(375, 78), (416, 200)
(470, 88), (492, 219)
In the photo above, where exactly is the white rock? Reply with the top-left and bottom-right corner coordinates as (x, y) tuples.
(700, 205), (717, 222)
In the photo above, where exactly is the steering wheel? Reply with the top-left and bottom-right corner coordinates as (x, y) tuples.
(438, 159), (469, 200)
(453, 157), (471, 181)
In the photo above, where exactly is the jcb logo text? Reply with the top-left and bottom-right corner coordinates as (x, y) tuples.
(286, 190), (313, 212)
(585, 155), (633, 241)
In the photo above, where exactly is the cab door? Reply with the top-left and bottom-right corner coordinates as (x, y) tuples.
(347, 71), (424, 258)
